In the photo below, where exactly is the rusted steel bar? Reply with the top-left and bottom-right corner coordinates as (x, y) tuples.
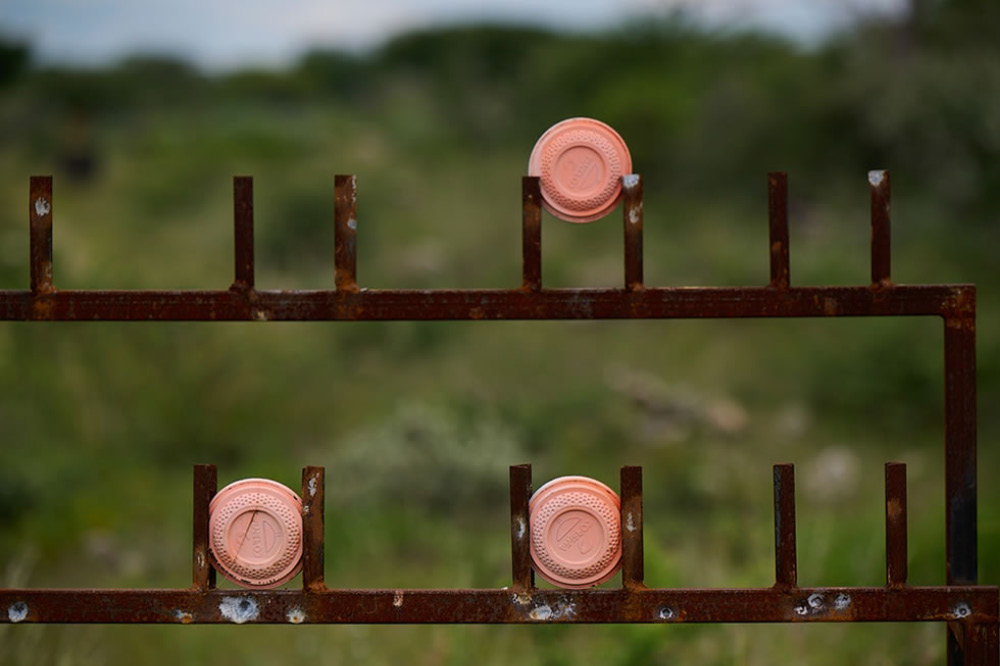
(870, 170), (891, 286)
(963, 622), (1000, 665)
(620, 465), (644, 590)
(521, 177), (542, 291)
(232, 176), (254, 290)
(768, 172), (789, 289)
(301, 466), (325, 591)
(944, 305), (979, 666)
(0, 284), (974, 322)
(886, 462), (908, 588)
(509, 464), (533, 591)
(773, 464), (797, 590)
(0, 586), (994, 625)
(334, 174), (358, 292)
(944, 310), (978, 589)
(192, 465), (217, 590)
(29, 176), (53, 294)
(622, 174), (643, 291)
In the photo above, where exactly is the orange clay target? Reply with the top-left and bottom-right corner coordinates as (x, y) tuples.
(529, 475), (622, 588)
(208, 478), (303, 589)
(528, 117), (633, 223)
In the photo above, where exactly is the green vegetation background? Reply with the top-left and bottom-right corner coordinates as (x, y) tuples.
(1, 3), (998, 664)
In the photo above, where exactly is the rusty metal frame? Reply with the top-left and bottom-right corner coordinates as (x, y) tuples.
(1, 172), (996, 666)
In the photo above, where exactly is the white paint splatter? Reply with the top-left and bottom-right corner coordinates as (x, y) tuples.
(628, 201), (643, 225)
(516, 517), (526, 540)
(393, 591), (404, 608)
(807, 593), (825, 609)
(308, 477), (318, 497)
(868, 170), (885, 187)
(347, 217), (357, 230)
(286, 608), (306, 624)
(512, 592), (532, 606)
(834, 594), (851, 611)
(528, 600), (576, 621)
(8, 602), (28, 623)
(953, 602), (971, 619)
(529, 605), (552, 620)
(33, 198), (50, 217)
(622, 174), (640, 188)
(219, 596), (259, 624)
(625, 513), (636, 533)
(174, 610), (194, 623)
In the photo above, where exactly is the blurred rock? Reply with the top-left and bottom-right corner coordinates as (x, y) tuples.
(774, 402), (813, 439)
(804, 446), (861, 503)
(605, 365), (748, 444)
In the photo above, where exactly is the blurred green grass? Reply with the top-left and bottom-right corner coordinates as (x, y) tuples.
(1, 5), (999, 665)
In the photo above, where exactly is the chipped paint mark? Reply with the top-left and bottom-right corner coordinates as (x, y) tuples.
(516, 516), (526, 540)
(302, 505), (310, 514)
(196, 551), (205, 569)
(530, 605), (552, 621)
(174, 610), (194, 624)
(286, 608), (306, 624)
(308, 476), (318, 497)
(393, 591), (404, 608)
(34, 198), (50, 217)
(252, 308), (270, 322)
(528, 599), (576, 621)
(953, 602), (971, 619)
(658, 606), (675, 620)
(347, 217), (357, 231)
(794, 604), (808, 616)
(868, 170), (885, 187)
(623, 174), (640, 188)
(625, 512), (636, 533)
(512, 591), (532, 606)
(8, 601), (28, 623)
(834, 594), (851, 611)
(807, 593), (825, 610)
(219, 596), (259, 624)
(628, 202), (643, 225)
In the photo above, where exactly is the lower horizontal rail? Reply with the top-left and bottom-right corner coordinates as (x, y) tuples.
(2, 586), (995, 624)
(0, 284), (974, 321)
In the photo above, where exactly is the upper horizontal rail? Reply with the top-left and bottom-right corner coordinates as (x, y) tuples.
(0, 284), (974, 321)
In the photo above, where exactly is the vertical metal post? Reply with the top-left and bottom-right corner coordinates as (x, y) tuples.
(509, 464), (533, 591)
(620, 465), (644, 589)
(944, 301), (978, 666)
(192, 464), (217, 590)
(29, 176), (54, 294)
(870, 170), (891, 286)
(233, 176), (255, 290)
(301, 466), (326, 591)
(522, 177), (542, 291)
(768, 172), (789, 289)
(335, 174), (358, 291)
(963, 622), (999, 666)
(773, 463), (797, 589)
(622, 175), (643, 291)
(885, 462), (908, 588)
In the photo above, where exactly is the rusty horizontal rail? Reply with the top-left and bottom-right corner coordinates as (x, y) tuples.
(0, 284), (974, 322)
(1, 586), (996, 625)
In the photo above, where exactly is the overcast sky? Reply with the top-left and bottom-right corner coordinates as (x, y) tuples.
(1, 0), (906, 71)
